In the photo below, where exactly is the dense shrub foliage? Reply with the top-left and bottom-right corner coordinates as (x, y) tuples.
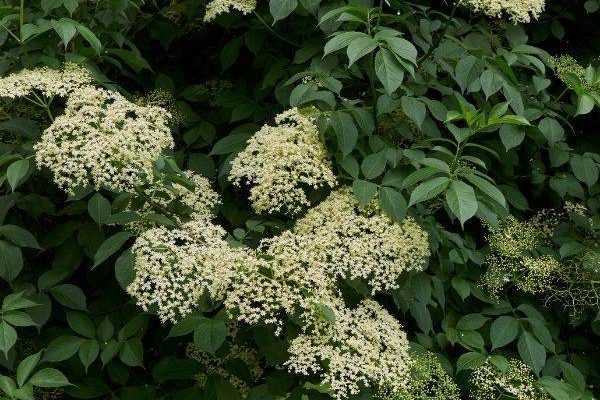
(0, 0), (599, 399)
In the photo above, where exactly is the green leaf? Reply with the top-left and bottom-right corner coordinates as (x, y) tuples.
(93, 232), (132, 268)
(0, 321), (17, 357)
(374, 48), (404, 95)
(115, 249), (135, 290)
(324, 32), (366, 57)
(346, 36), (377, 66)
(2, 292), (38, 312)
(570, 155), (598, 188)
(0, 241), (23, 282)
(499, 125), (525, 151)
(463, 174), (506, 207)
(0, 225), (40, 248)
(538, 117), (565, 144)
(6, 159), (29, 192)
(43, 336), (83, 362)
(194, 319), (227, 353)
(576, 94), (595, 115)
(106, 48), (152, 72)
(539, 376), (578, 400)
(100, 340), (120, 366)
(455, 55), (477, 93)
(384, 36), (417, 64)
(559, 362), (585, 392)
(518, 331), (546, 375)
(17, 351), (42, 387)
(119, 338), (144, 367)
(78, 339), (100, 373)
(490, 316), (520, 349)
(49, 284), (87, 310)
(28, 369), (70, 388)
(66, 311), (96, 339)
(41, 0), (62, 14)
(456, 352), (486, 371)
(408, 177), (450, 207)
(378, 187), (407, 221)
(401, 96), (426, 128)
(480, 70), (503, 99)
(0, 376), (16, 397)
(209, 133), (252, 156)
(3, 311), (36, 327)
(451, 277), (470, 300)
(76, 24), (101, 55)
(220, 37), (242, 71)
(331, 112), (358, 156)
(352, 179), (378, 206)
(269, 0), (298, 22)
(456, 313), (489, 330)
(361, 152), (387, 179)
(53, 18), (77, 47)
(63, 0), (79, 14)
(445, 180), (478, 225)
(167, 314), (205, 338)
(87, 193), (111, 225)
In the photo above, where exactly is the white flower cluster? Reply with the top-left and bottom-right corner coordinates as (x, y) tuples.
(229, 108), (337, 216)
(457, 0), (545, 23)
(126, 170), (220, 232)
(0, 63), (93, 99)
(286, 299), (411, 400)
(128, 218), (254, 323)
(469, 359), (550, 400)
(127, 187), (428, 398)
(204, 0), (257, 21)
(34, 86), (174, 194)
(263, 188), (430, 293)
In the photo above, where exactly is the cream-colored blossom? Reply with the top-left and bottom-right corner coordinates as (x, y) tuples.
(0, 63), (92, 99)
(225, 244), (336, 333)
(204, 0), (257, 21)
(125, 170), (220, 232)
(262, 188), (430, 293)
(128, 218), (251, 323)
(34, 86), (174, 194)
(457, 0), (545, 23)
(286, 299), (411, 400)
(469, 359), (550, 400)
(229, 108), (336, 216)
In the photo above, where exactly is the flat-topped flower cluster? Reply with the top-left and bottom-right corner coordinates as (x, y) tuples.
(229, 108), (337, 216)
(4, 66), (434, 398)
(457, 0), (545, 23)
(0, 63), (92, 99)
(34, 86), (173, 194)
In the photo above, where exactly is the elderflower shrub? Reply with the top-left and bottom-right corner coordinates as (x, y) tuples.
(229, 108), (337, 216)
(393, 350), (460, 400)
(0, 63), (93, 100)
(203, 0), (257, 21)
(469, 359), (550, 400)
(286, 299), (411, 400)
(262, 188), (430, 293)
(125, 170), (220, 232)
(34, 86), (174, 194)
(457, 0), (545, 23)
(128, 218), (256, 323)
